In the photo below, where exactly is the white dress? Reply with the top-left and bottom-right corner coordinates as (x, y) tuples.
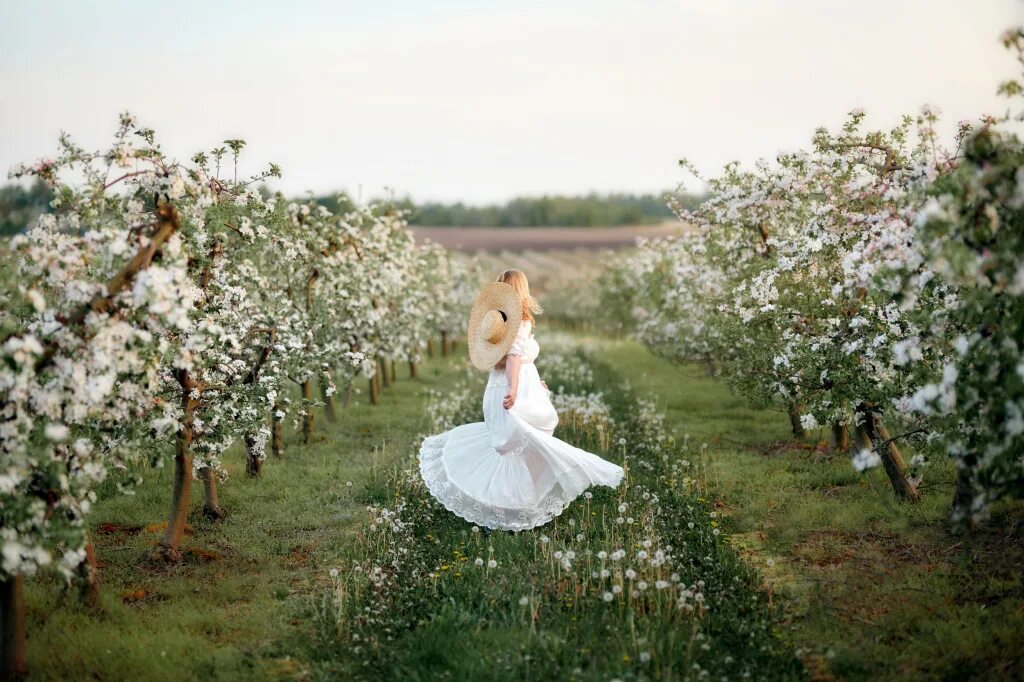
(418, 320), (624, 530)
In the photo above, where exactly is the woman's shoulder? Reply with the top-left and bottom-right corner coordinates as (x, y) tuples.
(518, 319), (533, 335)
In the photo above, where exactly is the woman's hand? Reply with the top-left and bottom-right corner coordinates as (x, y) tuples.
(503, 390), (517, 410)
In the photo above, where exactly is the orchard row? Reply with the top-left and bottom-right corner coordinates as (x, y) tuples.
(0, 116), (478, 676)
(600, 29), (1024, 521)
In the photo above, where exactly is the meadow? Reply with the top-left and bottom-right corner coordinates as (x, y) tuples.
(18, 319), (1022, 680)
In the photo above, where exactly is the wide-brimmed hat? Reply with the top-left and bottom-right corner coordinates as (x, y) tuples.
(467, 282), (522, 370)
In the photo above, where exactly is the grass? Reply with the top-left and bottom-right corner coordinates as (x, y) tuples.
(23, 353), (471, 681)
(599, 335), (1024, 681)
(313, 340), (801, 680)
(22, 332), (1023, 680)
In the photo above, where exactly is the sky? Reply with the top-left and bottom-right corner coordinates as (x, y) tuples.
(1, 0), (1022, 203)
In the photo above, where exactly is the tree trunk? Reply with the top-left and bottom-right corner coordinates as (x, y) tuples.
(369, 376), (379, 405)
(389, 359), (396, 383)
(830, 423), (850, 453)
(321, 374), (337, 422)
(788, 405), (806, 438)
(342, 381), (353, 408)
(271, 404), (284, 459)
(245, 433), (263, 477)
(202, 467), (226, 520)
(857, 403), (920, 501)
(79, 535), (101, 610)
(441, 331), (449, 357)
(427, 338), (435, 358)
(0, 576), (26, 679)
(301, 380), (314, 443)
(409, 360), (418, 379)
(158, 371), (199, 562)
(379, 356), (390, 389)
(853, 421), (872, 451)
(953, 466), (974, 522)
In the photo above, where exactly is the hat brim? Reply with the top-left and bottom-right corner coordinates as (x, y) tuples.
(467, 282), (522, 370)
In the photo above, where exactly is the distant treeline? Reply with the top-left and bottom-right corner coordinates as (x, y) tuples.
(315, 192), (702, 227)
(0, 181), (54, 236)
(0, 184), (701, 234)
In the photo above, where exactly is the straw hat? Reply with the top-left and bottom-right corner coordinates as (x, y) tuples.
(467, 282), (522, 370)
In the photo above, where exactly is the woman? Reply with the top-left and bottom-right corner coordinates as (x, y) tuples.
(418, 269), (624, 530)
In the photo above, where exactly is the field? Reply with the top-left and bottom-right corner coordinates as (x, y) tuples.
(19, 324), (1023, 680)
(410, 223), (683, 251)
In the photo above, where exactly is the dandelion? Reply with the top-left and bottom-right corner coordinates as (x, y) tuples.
(625, 569), (637, 580)
(597, 550), (608, 560)
(475, 557), (484, 566)
(612, 585), (622, 594)
(329, 568), (339, 579)
(617, 503), (627, 513)
(487, 559), (497, 569)
(44, 423), (69, 442)
(584, 491), (593, 500)
(471, 526), (480, 533)
(655, 580), (669, 590)
(519, 596), (529, 606)
(637, 581), (648, 591)
(602, 592), (614, 602)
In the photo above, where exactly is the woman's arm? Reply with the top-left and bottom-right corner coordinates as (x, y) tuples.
(503, 354), (522, 410)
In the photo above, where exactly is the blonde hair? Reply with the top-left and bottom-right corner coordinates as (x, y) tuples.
(496, 269), (542, 324)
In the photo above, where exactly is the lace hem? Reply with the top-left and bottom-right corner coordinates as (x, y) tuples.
(418, 431), (599, 530)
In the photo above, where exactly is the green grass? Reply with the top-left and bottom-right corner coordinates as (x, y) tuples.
(24, 354), (470, 681)
(22, 334), (1024, 681)
(311, 343), (801, 680)
(599, 335), (1024, 681)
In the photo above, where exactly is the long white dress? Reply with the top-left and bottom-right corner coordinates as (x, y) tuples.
(418, 320), (624, 530)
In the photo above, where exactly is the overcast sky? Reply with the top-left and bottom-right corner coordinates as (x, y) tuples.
(1, 0), (1021, 203)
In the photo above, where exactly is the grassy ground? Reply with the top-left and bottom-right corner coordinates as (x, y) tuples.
(598, 336), (1024, 681)
(311, 342), (801, 680)
(24, 353), (470, 681)
(22, 334), (1024, 680)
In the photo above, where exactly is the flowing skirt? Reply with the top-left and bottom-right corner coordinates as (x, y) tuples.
(418, 363), (624, 530)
